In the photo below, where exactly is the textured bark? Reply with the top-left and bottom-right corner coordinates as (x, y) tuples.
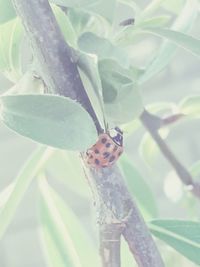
(12, 0), (165, 266)
(90, 166), (165, 267)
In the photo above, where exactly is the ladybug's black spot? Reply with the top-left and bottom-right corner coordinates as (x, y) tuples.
(109, 156), (115, 162)
(101, 138), (107, 144)
(113, 145), (118, 152)
(103, 152), (110, 158)
(105, 143), (111, 148)
(94, 149), (99, 154)
(95, 159), (100, 165)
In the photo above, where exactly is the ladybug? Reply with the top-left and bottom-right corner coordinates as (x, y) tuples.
(84, 127), (123, 169)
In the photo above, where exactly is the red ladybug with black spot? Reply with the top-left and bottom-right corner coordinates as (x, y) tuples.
(85, 127), (123, 169)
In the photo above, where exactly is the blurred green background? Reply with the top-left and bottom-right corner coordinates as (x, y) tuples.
(0, 0), (200, 266)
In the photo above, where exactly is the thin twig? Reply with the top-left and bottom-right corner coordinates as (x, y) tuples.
(140, 109), (200, 199)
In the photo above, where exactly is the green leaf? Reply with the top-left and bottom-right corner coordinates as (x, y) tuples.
(46, 150), (91, 198)
(144, 27), (200, 58)
(0, 0), (16, 24)
(179, 95), (200, 118)
(78, 32), (130, 68)
(52, 5), (77, 47)
(39, 177), (100, 267)
(0, 146), (51, 239)
(39, 177), (82, 267)
(189, 160), (200, 179)
(77, 53), (105, 127)
(149, 219), (200, 265)
(119, 154), (157, 217)
(98, 60), (143, 124)
(0, 18), (24, 81)
(118, 0), (140, 13)
(68, 8), (110, 37)
(162, 0), (185, 14)
(136, 15), (170, 28)
(84, 0), (117, 22)
(139, 128), (169, 167)
(139, 0), (198, 83)
(137, 0), (166, 22)
(0, 94), (97, 151)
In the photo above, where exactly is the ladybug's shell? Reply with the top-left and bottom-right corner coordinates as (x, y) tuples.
(85, 133), (123, 169)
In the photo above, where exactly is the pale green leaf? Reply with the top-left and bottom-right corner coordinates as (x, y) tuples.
(0, 18), (24, 81)
(78, 32), (130, 68)
(149, 219), (200, 265)
(140, 0), (198, 84)
(46, 150), (91, 198)
(0, 94), (97, 151)
(98, 60), (143, 124)
(144, 27), (200, 58)
(39, 177), (82, 267)
(84, 0), (117, 22)
(162, 0), (185, 14)
(119, 154), (157, 217)
(136, 15), (170, 28)
(39, 177), (100, 267)
(53, 5), (77, 47)
(179, 95), (200, 117)
(0, 0), (16, 24)
(0, 146), (52, 239)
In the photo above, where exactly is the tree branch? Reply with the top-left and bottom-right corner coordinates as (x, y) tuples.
(140, 109), (200, 199)
(12, 0), (165, 266)
(90, 166), (164, 267)
(12, 0), (102, 134)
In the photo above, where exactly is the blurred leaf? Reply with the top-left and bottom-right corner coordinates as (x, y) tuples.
(50, 0), (98, 8)
(0, 94), (97, 150)
(77, 53), (105, 127)
(0, 18), (24, 81)
(140, 0), (198, 84)
(162, 0), (185, 14)
(68, 8), (110, 37)
(46, 150), (91, 198)
(84, 0), (117, 22)
(78, 32), (130, 67)
(4, 71), (44, 95)
(144, 27), (200, 58)
(118, 0), (140, 13)
(0, 183), (15, 209)
(137, 0), (165, 22)
(136, 15), (171, 28)
(98, 61), (143, 124)
(190, 160), (200, 179)
(149, 219), (200, 265)
(0, 0), (16, 24)
(53, 5), (77, 47)
(119, 154), (157, 217)
(0, 146), (51, 239)
(39, 177), (82, 267)
(39, 177), (100, 267)
(179, 95), (200, 117)
(121, 237), (137, 267)
(139, 132), (159, 167)
(139, 129), (169, 167)
(121, 119), (141, 136)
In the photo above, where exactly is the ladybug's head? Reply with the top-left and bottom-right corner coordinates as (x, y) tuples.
(109, 127), (123, 146)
